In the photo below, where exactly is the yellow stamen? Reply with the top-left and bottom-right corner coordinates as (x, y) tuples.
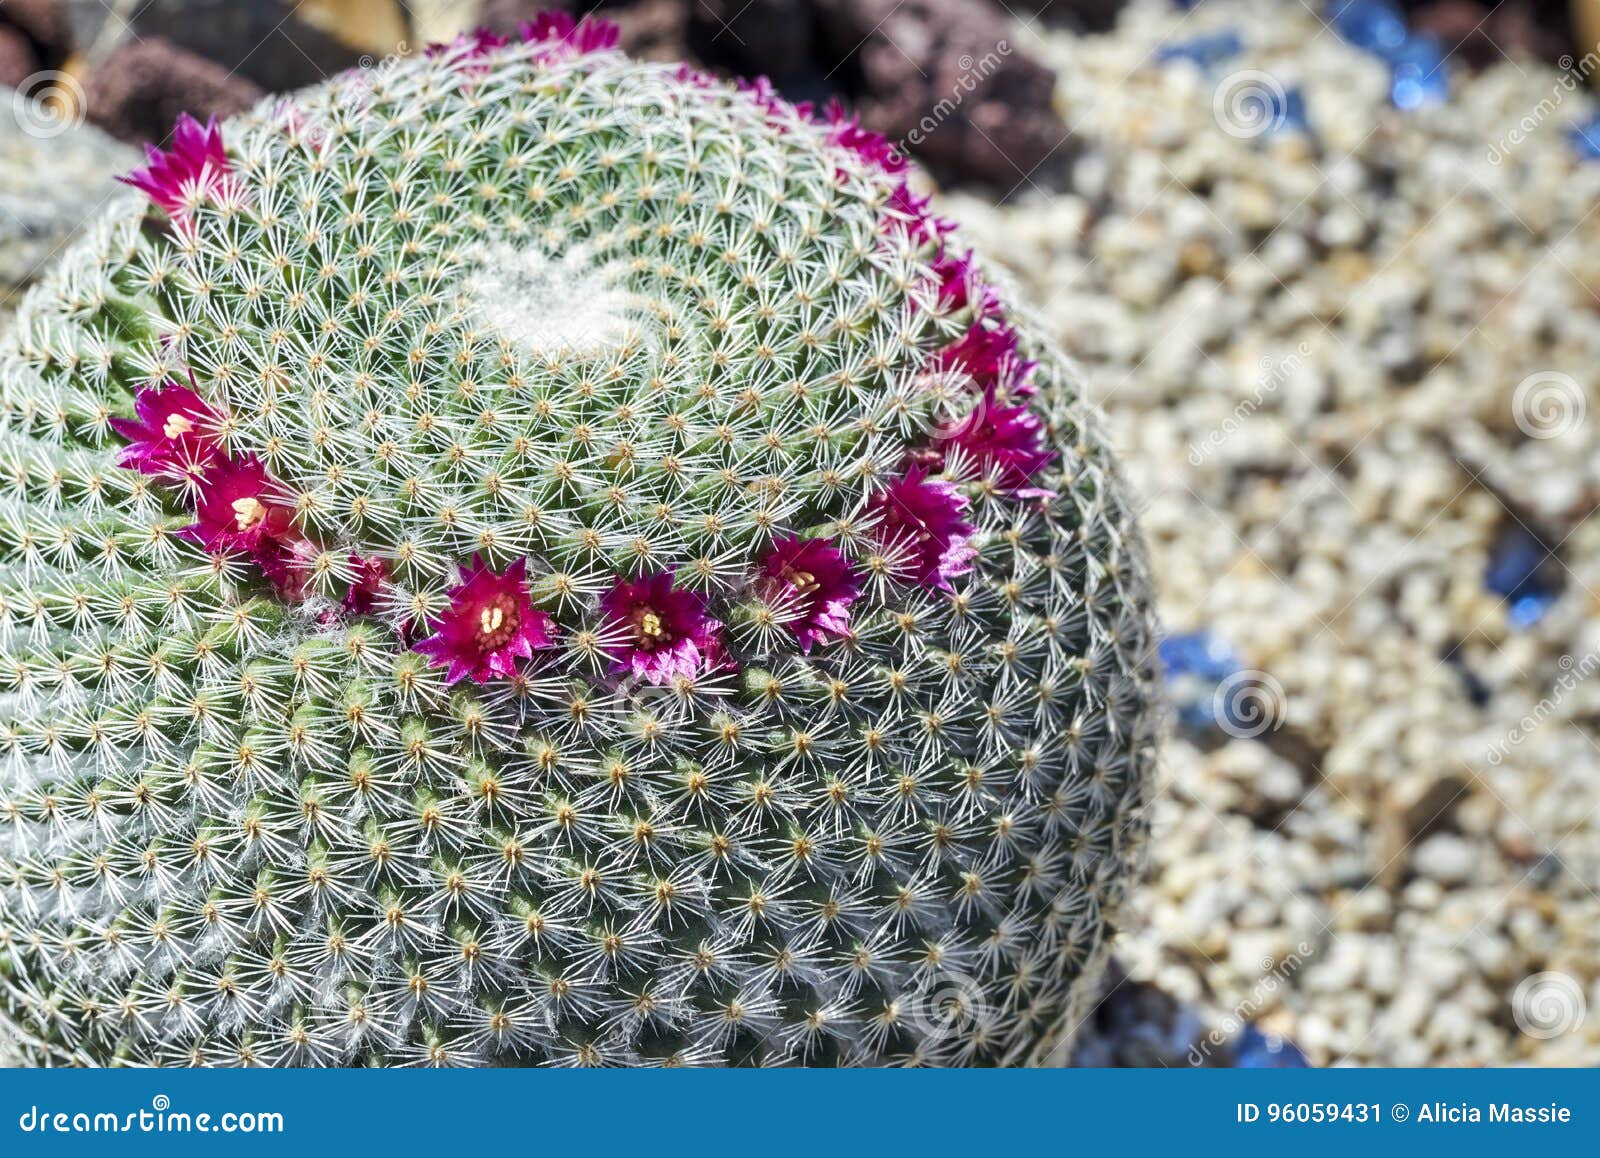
(480, 605), (505, 635)
(640, 611), (663, 637)
(162, 414), (195, 439)
(783, 567), (819, 595)
(231, 497), (267, 531)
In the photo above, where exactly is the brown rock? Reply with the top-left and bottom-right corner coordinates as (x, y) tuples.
(687, 0), (814, 78)
(0, 0), (67, 56)
(1006, 0), (1128, 33)
(1484, 1), (1575, 66)
(1407, 0), (1573, 68)
(80, 37), (265, 146)
(1408, 2), (1502, 69)
(0, 22), (37, 87)
(814, 0), (1066, 184)
(61, 0), (372, 93)
(607, 0), (693, 62)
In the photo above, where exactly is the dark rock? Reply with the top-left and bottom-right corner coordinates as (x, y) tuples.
(1408, 2), (1504, 69)
(61, 0), (372, 93)
(80, 37), (265, 146)
(687, 0), (814, 79)
(603, 0), (692, 62)
(0, 22), (37, 86)
(1006, 0), (1128, 33)
(813, 0), (1066, 185)
(1483, 0), (1575, 66)
(1406, 0), (1573, 68)
(0, 0), (67, 58)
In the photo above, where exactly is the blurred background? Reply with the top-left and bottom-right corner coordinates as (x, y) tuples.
(3, 0), (1598, 1068)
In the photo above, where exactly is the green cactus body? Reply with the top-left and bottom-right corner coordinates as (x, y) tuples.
(0, 25), (1159, 1066)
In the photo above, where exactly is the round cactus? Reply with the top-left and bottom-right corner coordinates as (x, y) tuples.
(0, 17), (1160, 1067)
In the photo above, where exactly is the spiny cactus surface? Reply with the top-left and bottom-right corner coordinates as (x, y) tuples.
(0, 17), (1161, 1067)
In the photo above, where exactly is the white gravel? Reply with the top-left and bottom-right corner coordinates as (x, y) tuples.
(949, 0), (1600, 1066)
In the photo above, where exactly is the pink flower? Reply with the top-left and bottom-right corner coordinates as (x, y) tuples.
(885, 181), (955, 247)
(413, 556), (556, 684)
(867, 468), (977, 591)
(258, 535), (320, 602)
(931, 320), (1022, 392)
(520, 11), (620, 54)
(757, 536), (860, 653)
(110, 381), (223, 482)
(600, 570), (727, 686)
(931, 390), (1057, 495)
(270, 100), (325, 152)
(737, 76), (813, 124)
(822, 100), (907, 174)
(178, 454), (296, 558)
(343, 555), (389, 615)
(930, 248), (1002, 316)
(425, 27), (509, 58)
(118, 114), (230, 221)
(673, 63), (718, 89)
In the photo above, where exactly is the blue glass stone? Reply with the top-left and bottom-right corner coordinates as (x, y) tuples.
(1387, 36), (1450, 109)
(1485, 530), (1544, 599)
(1234, 1025), (1310, 1068)
(1159, 631), (1239, 682)
(1569, 116), (1600, 160)
(1485, 526), (1558, 628)
(1328, 0), (1407, 54)
(1269, 86), (1311, 135)
(1156, 30), (1244, 70)
(1508, 592), (1556, 630)
(1160, 632), (1243, 730)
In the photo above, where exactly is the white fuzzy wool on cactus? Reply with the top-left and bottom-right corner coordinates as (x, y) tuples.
(0, 17), (1160, 1067)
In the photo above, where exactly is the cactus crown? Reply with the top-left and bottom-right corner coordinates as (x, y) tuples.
(0, 22), (1160, 1066)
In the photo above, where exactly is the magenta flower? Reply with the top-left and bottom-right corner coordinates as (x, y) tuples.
(758, 536), (860, 652)
(931, 320), (1022, 392)
(413, 556), (555, 684)
(520, 11), (620, 54)
(930, 248), (1002, 316)
(343, 555), (389, 615)
(257, 535), (320, 602)
(110, 381), (223, 481)
(822, 100), (908, 174)
(179, 454), (296, 558)
(600, 570), (727, 686)
(673, 63), (718, 90)
(866, 468), (977, 591)
(887, 182), (955, 247)
(931, 390), (1057, 495)
(737, 76), (813, 123)
(425, 27), (509, 58)
(118, 114), (230, 221)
